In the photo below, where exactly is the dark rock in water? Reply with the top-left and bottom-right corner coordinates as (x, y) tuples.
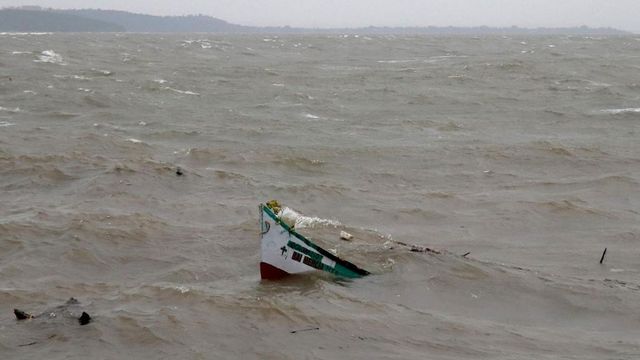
(13, 298), (91, 325)
(79, 312), (92, 325)
(176, 167), (184, 176)
(13, 309), (33, 320)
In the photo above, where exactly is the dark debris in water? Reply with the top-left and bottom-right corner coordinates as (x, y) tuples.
(79, 311), (91, 325)
(290, 327), (319, 334)
(13, 297), (92, 326)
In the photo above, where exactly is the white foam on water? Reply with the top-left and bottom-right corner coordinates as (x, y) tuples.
(272, 83), (285, 87)
(23, 90), (37, 95)
(0, 121), (15, 127)
(601, 108), (640, 114)
(304, 113), (320, 119)
(34, 50), (66, 65)
(126, 138), (143, 143)
(1, 32), (51, 36)
(377, 59), (418, 64)
(92, 68), (113, 76)
(162, 86), (200, 96)
(278, 207), (341, 229)
(55, 74), (92, 80)
(154, 79), (168, 84)
(182, 39), (212, 49)
(584, 80), (611, 87)
(11, 51), (32, 55)
(0, 106), (21, 113)
(175, 286), (190, 294)
(78, 88), (93, 93)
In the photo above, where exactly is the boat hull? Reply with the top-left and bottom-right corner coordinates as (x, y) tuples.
(259, 204), (369, 280)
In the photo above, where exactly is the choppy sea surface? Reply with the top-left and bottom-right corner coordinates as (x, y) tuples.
(1, 33), (640, 359)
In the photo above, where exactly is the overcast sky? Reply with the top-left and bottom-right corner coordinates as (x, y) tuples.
(2, 0), (639, 32)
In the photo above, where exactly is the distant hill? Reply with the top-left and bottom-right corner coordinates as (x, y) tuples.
(0, 9), (124, 32)
(0, 7), (631, 35)
(57, 9), (250, 33)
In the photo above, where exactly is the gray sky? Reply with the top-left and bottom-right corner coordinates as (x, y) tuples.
(2, 0), (640, 32)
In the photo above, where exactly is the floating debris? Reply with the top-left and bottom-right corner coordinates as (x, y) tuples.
(290, 327), (319, 334)
(340, 230), (353, 241)
(600, 248), (607, 264)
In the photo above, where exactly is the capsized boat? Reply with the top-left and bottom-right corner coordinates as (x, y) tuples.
(259, 201), (370, 280)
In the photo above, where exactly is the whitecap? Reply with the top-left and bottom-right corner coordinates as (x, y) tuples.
(304, 113), (320, 119)
(278, 207), (341, 229)
(0, 121), (15, 127)
(0, 106), (20, 113)
(54, 74), (91, 80)
(182, 39), (212, 49)
(154, 79), (168, 84)
(92, 68), (112, 76)
(272, 83), (285, 87)
(377, 59), (418, 64)
(601, 108), (640, 115)
(34, 50), (66, 65)
(174, 286), (190, 294)
(11, 51), (31, 55)
(162, 86), (200, 96)
(126, 138), (142, 143)
(23, 90), (37, 95)
(1, 32), (51, 36)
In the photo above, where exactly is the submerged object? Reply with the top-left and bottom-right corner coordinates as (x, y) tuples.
(259, 202), (370, 280)
(339, 230), (353, 241)
(13, 297), (92, 326)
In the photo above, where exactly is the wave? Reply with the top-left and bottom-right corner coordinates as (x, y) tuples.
(600, 108), (640, 115)
(34, 50), (66, 65)
(183, 147), (230, 163)
(0, 32), (51, 36)
(519, 198), (611, 217)
(0, 156), (77, 188)
(0, 106), (21, 113)
(161, 86), (200, 96)
(271, 156), (326, 172)
(278, 206), (342, 229)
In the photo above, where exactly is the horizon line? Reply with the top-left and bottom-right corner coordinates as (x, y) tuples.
(2, 6), (636, 34)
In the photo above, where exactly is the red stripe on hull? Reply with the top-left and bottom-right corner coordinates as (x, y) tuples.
(260, 262), (290, 280)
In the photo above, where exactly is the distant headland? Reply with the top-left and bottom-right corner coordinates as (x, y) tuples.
(0, 6), (631, 35)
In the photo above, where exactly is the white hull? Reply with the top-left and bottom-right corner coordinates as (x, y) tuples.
(259, 204), (369, 280)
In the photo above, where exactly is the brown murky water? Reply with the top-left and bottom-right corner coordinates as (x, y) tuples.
(1, 33), (640, 359)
